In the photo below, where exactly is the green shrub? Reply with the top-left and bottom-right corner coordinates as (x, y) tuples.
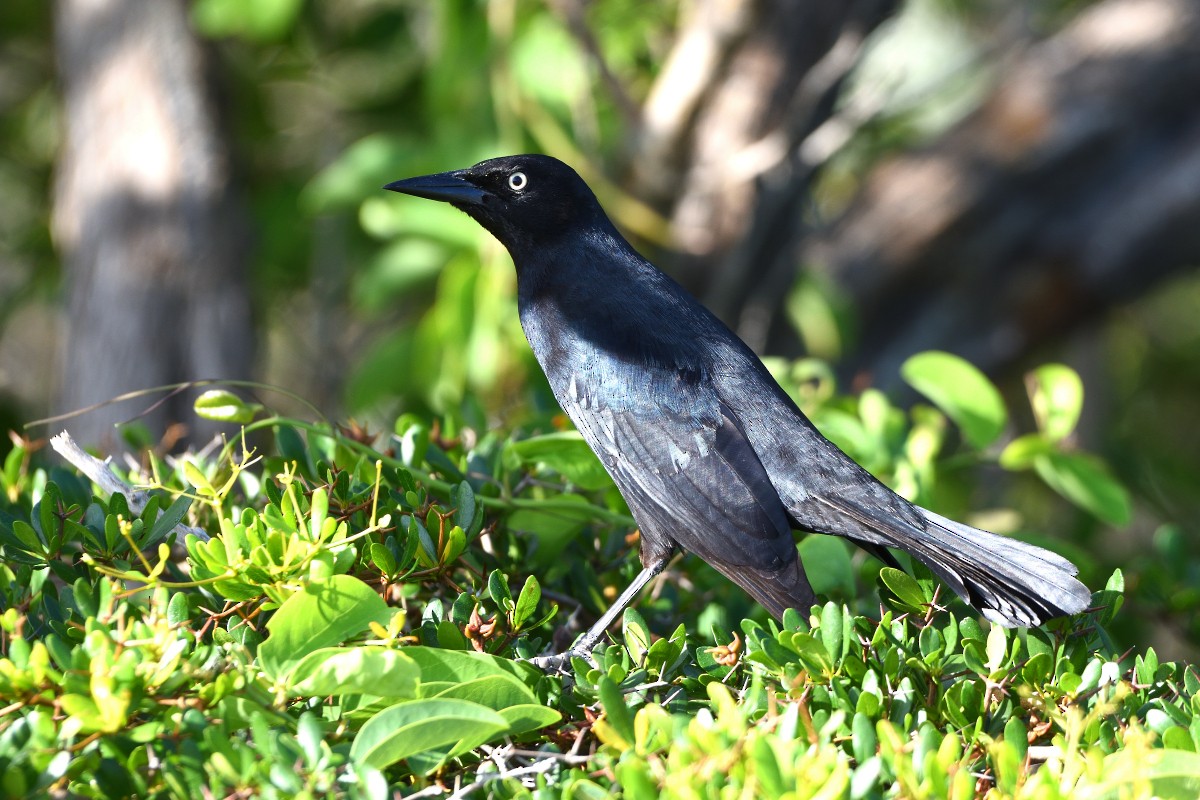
(1, 356), (1196, 798)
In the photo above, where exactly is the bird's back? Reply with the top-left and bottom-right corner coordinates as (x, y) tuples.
(516, 234), (818, 616)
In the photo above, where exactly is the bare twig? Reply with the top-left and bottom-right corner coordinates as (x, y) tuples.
(548, 0), (639, 125)
(447, 749), (583, 799)
(49, 430), (210, 543)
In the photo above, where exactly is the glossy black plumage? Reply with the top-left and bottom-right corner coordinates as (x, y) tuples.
(385, 154), (1092, 633)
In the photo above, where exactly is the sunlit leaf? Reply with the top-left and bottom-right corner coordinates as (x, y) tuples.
(505, 432), (612, 491)
(192, 0), (303, 42)
(901, 351), (1007, 449)
(287, 647), (420, 698)
(350, 699), (508, 769)
(193, 390), (261, 424)
(259, 575), (391, 680)
(1034, 452), (1131, 525)
(1026, 364), (1084, 443)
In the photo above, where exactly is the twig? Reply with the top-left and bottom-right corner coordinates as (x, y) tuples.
(548, 0), (639, 125)
(448, 754), (574, 799)
(49, 430), (210, 543)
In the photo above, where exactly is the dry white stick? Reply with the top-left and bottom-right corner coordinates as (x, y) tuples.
(49, 430), (210, 543)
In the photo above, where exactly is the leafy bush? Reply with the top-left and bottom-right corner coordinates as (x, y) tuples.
(1, 355), (1198, 798)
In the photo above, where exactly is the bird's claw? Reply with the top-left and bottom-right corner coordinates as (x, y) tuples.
(525, 647), (596, 677)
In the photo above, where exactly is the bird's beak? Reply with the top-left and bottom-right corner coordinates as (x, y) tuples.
(383, 171), (489, 206)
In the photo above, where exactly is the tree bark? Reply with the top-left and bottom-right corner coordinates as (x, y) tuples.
(600, 0), (1200, 391)
(801, 0), (1200, 389)
(53, 0), (253, 452)
(630, 0), (899, 352)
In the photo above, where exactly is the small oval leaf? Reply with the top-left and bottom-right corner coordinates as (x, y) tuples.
(1033, 452), (1131, 525)
(350, 699), (509, 769)
(901, 351), (1007, 449)
(193, 389), (261, 424)
(1027, 364), (1083, 442)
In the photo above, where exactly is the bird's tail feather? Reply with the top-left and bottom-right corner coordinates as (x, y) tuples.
(827, 497), (1091, 627)
(909, 507), (1091, 627)
(708, 557), (816, 622)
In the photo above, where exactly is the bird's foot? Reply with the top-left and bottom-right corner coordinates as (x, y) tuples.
(525, 646), (596, 676)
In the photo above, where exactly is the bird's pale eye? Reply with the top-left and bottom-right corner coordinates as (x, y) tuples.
(508, 171), (528, 192)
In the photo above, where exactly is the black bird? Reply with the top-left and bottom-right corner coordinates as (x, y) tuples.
(385, 154), (1091, 658)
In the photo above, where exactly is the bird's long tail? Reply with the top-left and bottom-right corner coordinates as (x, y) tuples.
(904, 506), (1091, 626)
(825, 497), (1091, 627)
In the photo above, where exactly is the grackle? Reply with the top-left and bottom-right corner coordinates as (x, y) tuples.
(385, 155), (1091, 662)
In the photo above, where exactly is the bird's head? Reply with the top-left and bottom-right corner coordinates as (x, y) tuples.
(383, 154), (610, 252)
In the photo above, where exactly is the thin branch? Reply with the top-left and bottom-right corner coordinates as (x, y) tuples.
(49, 430), (210, 543)
(548, 0), (639, 125)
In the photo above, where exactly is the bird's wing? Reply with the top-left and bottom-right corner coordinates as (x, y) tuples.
(559, 363), (815, 617)
(713, 362), (1089, 626)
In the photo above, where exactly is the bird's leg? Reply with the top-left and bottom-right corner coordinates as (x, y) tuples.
(528, 556), (670, 674)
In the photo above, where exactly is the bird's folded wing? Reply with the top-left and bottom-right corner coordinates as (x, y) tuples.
(569, 391), (798, 573)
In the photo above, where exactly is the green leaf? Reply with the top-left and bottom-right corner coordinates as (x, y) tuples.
(488, 571), (513, 611)
(1026, 364), (1083, 442)
(505, 432), (613, 491)
(819, 602), (845, 665)
(852, 712), (877, 764)
(146, 495), (193, 547)
(350, 699), (509, 769)
(512, 575), (541, 630)
(183, 462), (215, 497)
(10, 519), (45, 555)
(998, 433), (1054, 470)
(900, 351), (1007, 449)
(623, 607), (651, 665)
(36, 482), (62, 551)
(167, 592), (190, 626)
(1033, 451), (1131, 525)
(597, 676), (635, 745)
(276, 425), (315, 480)
(309, 488), (328, 540)
(797, 535), (853, 597)
(287, 647), (421, 698)
(510, 15), (590, 112)
(259, 575), (391, 679)
(786, 632), (833, 675)
(192, 0), (304, 42)
(399, 646), (534, 687)
(498, 704), (563, 736)
(1105, 569), (1125, 593)
(441, 525), (467, 565)
(433, 674), (537, 709)
(193, 390), (262, 424)
(368, 542), (397, 576)
(435, 620), (468, 651)
(433, 679), (550, 754)
(506, 494), (594, 567)
(394, 414), (430, 467)
(879, 568), (929, 613)
(453, 481), (476, 535)
(986, 625), (1008, 673)
(1084, 748), (1200, 799)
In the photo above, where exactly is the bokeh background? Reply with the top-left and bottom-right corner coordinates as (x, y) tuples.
(1, 0), (1198, 657)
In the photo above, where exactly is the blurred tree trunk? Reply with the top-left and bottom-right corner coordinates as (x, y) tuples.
(627, 0), (899, 350)
(609, 0), (1200, 389)
(807, 0), (1200, 391)
(52, 0), (253, 452)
